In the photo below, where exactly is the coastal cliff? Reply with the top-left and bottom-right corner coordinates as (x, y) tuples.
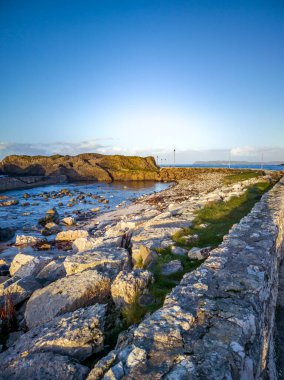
(0, 154), (159, 182)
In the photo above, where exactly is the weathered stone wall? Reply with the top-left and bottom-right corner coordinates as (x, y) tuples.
(89, 177), (284, 379)
(0, 175), (67, 192)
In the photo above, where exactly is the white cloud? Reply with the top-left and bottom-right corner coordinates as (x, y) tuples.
(0, 141), (283, 164)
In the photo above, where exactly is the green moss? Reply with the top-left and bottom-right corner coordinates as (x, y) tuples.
(222, 170), (264, 185)
(173, 181), (273, 249)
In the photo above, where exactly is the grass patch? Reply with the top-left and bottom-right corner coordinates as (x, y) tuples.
(222, 170), (264, 185)
(173, 181), (273, 249)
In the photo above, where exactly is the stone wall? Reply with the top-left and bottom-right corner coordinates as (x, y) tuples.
(0, 175), (67, 192)
(89, 177), (284, 379)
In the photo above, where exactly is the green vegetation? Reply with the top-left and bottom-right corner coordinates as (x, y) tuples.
(120, 180), (276, 327)
(173, 181), (273, 249)
(222, 170), (264, 185)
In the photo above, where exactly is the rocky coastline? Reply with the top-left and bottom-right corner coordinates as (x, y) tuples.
(0, 168), (283, 379)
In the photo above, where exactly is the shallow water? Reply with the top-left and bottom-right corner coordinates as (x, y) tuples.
(0, 181), (170, 234)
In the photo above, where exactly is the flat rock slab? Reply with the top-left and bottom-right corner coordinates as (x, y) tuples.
(0, 304), (106, 367)
(64, 248), (130, 275)
(25, 269), (112, 329)
(0, 352), (90, 380)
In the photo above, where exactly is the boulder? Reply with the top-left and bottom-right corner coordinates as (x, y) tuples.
(111, 270), (154, 308)
(64, 248), (130, 276)
(72, 237), (97, 252)
(25, 269), (112, 329)
(36, 260), (66, 285)
(0, 304), (106, 366)
(0, 352), (90, 380)
(188, 246), (211, 260)
(62, 216), (76, 226)
(38, 207), (60, 226)
(161, 260), (183, 275)
(0, 275), (42, 307)
(132, 244), (157, 268)
(56, 229), (89, 241)
(15, 235), (45, 247)
(0, 198), (18, 207)
(41, 222), (61, 236)
(171, 246), (188, 256)
(10, 253), (53, 278)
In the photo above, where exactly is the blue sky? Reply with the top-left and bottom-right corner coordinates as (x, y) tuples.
(0, 0), (283, 163)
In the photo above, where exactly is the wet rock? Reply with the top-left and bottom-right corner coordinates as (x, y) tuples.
(41, 222), (61, 236)
(0, 198), (18, 207)
(39, 207), (60, 226)
(62, 216), (76, 226)
(23, 193), (30, 198)
(15, 235), (45, 247)
(0, 352), (90, 380)
(1, 304), (106, 366)
(0, 275), (42, 307)
(25, 269), (112, 328)
(56, 229), (89, 241)
(0, 227), (15, 242)
(64, 248), (130, 275)
(132, 244), (157, 268)
(111, 269), (153, 308)
(161, 260), (183, 275)
(188, 246), (211, 260)
(10, 253), (53, 278)
(91, 207), (101, 213)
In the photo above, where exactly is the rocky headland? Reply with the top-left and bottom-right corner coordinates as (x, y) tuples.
(0, 167), (283, 379)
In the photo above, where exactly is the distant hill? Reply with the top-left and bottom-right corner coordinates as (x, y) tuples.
(194, 160), (284, 165)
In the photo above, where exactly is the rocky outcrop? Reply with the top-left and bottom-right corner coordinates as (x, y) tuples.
(89, 177), (284, 379)
(0, 175), (66, 192)
(0, 304), (106, 379)
(0, 352), (90, 380)
(0, 153), (159, 182)
(24, 268), (112, 329)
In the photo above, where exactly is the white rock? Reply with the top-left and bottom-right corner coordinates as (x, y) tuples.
(10, 253), (53, 278)
(15, 235), (43, 246)
(62, 217), (76, 226)
(55, 229), (89, 241)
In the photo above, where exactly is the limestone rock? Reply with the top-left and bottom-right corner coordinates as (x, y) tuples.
(161, 260), (183, 275)
(0, 352), (90, 380)
(64, 248), (130, 276)
(56, 229), (89, 241)
(72, 237), (97, 252)
(15, 235), (45, 247)
(171, 246), (188, 256)
(36, 260), (66, 285)
(10, 253), (53, 278)
(0, 275), (42, 307)
(111, 270), (154, 308)
(38, 207), (60, 226)
(0, 304), (106, 366)
(25, 269), (112, 328)
(41, 222), (61, 236)
(188, 246), (211, 260)
(132, 244), (157, 268)
(62, 216), (76, 225)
